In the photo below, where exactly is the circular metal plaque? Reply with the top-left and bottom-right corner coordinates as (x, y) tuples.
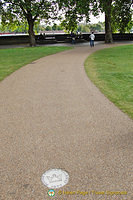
(41, 169), (69, 189)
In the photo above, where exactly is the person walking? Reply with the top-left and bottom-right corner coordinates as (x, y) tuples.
(89, 32), (95, 47)
(71, 32), (76, 44)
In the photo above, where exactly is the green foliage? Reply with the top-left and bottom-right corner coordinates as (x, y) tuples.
(61, 18), (78, 32)
(52, 24), (57, 30)
(34, 21), (41, 33)
(78, 24), (90, 33)
(94, 0), (133, 33)
(89, 22), (105, 32)
(1, 0), (132, 42)
(78, 22), (105, 33)
(57, 24), (63, 30)
(2, 0), (55, 20)
(1, 0), (58, 45)
(0, 0), (2, 14)
(57, 0), (132, 37)
(57, 0), (92, 32)
(111, 0), (133, 33)
(0, 20), (28, 33)
(45, 25), (52, 31)
(0, 21), (65, 33)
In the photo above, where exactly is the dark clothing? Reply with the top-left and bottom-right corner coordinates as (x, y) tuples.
(90, 40), (94, 47)
(71, 32), (76, 44)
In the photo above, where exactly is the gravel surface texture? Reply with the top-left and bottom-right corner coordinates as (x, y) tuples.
(0, 43), (133, 200)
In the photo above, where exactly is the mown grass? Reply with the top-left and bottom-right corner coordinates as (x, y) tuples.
(0, 46), (72, 81)
(85, 45), (133, 119)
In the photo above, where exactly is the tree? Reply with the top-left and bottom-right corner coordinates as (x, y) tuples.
(52, 23), (57, 30)
(89, 22), (104, 32)
(97, 0), (113, 43)
(111, 0), (133, 33)
(1, 0), (57, 46)
(58, 0), (92, 32)
(78, 24), (90, 33)
(94, 0), (132, 42)
(0, 20), (28, 33)
(58, 0), (132, 43)
(45, 25), (52, 31)
(0, 0), (2, 11)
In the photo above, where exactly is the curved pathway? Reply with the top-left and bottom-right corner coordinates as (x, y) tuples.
(0, 43), (133, 200)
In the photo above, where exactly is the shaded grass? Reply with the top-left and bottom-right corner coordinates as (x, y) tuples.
(85, 45), (133, 119)
(0, 46), (72, 81)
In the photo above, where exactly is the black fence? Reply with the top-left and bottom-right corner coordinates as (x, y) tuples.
(0, 33), (133, 45)
(36, 33), (133, 43)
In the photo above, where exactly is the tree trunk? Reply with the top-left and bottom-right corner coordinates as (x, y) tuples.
(28, 19), (36, 47)
(105, 0), (113, 43)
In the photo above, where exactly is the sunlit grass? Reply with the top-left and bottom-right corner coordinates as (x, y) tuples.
(85, 45), (133, 119)
(0, 46), (72, 81)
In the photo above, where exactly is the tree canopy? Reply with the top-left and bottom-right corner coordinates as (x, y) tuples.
(0, 0), (133, 45)
(58, 0), (92, 32)
(97, 0), (132, 42)
(112, 0), (133, 33)
(58, 0), (133, 42)
(1, 0), (58, 46)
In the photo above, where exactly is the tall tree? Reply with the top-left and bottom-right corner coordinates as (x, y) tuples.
(94, 0), (132, 42)
(97, 0), (113, 43)
(111, 0), (133, 33)
(58, 0), (132, 43)
(58, 0), (92, 32)
(1, 0), (57, 46)
(0, 0), (2, 14)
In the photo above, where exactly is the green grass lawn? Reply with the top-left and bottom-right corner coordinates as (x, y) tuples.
(0, 46), (72, 81)
(85, 44), (133, 119)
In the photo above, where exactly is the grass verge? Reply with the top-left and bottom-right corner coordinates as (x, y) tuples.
(0, 46), (72, 81)
(85, 44), (133, 119)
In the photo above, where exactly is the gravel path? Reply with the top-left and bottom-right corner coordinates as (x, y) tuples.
(0, 43), (133, 200)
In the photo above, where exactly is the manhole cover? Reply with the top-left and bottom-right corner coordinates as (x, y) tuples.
(41, 169), (69, 189)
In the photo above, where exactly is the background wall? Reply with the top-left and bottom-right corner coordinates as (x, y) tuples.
(0, 33), (133, 45)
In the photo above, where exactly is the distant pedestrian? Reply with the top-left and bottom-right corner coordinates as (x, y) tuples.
(89, 32), (95, 47)
(71, 32), (76, 44)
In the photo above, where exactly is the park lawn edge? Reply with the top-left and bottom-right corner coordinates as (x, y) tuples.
(0, 46), (73, 82)
(84, 44), (133, 120)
